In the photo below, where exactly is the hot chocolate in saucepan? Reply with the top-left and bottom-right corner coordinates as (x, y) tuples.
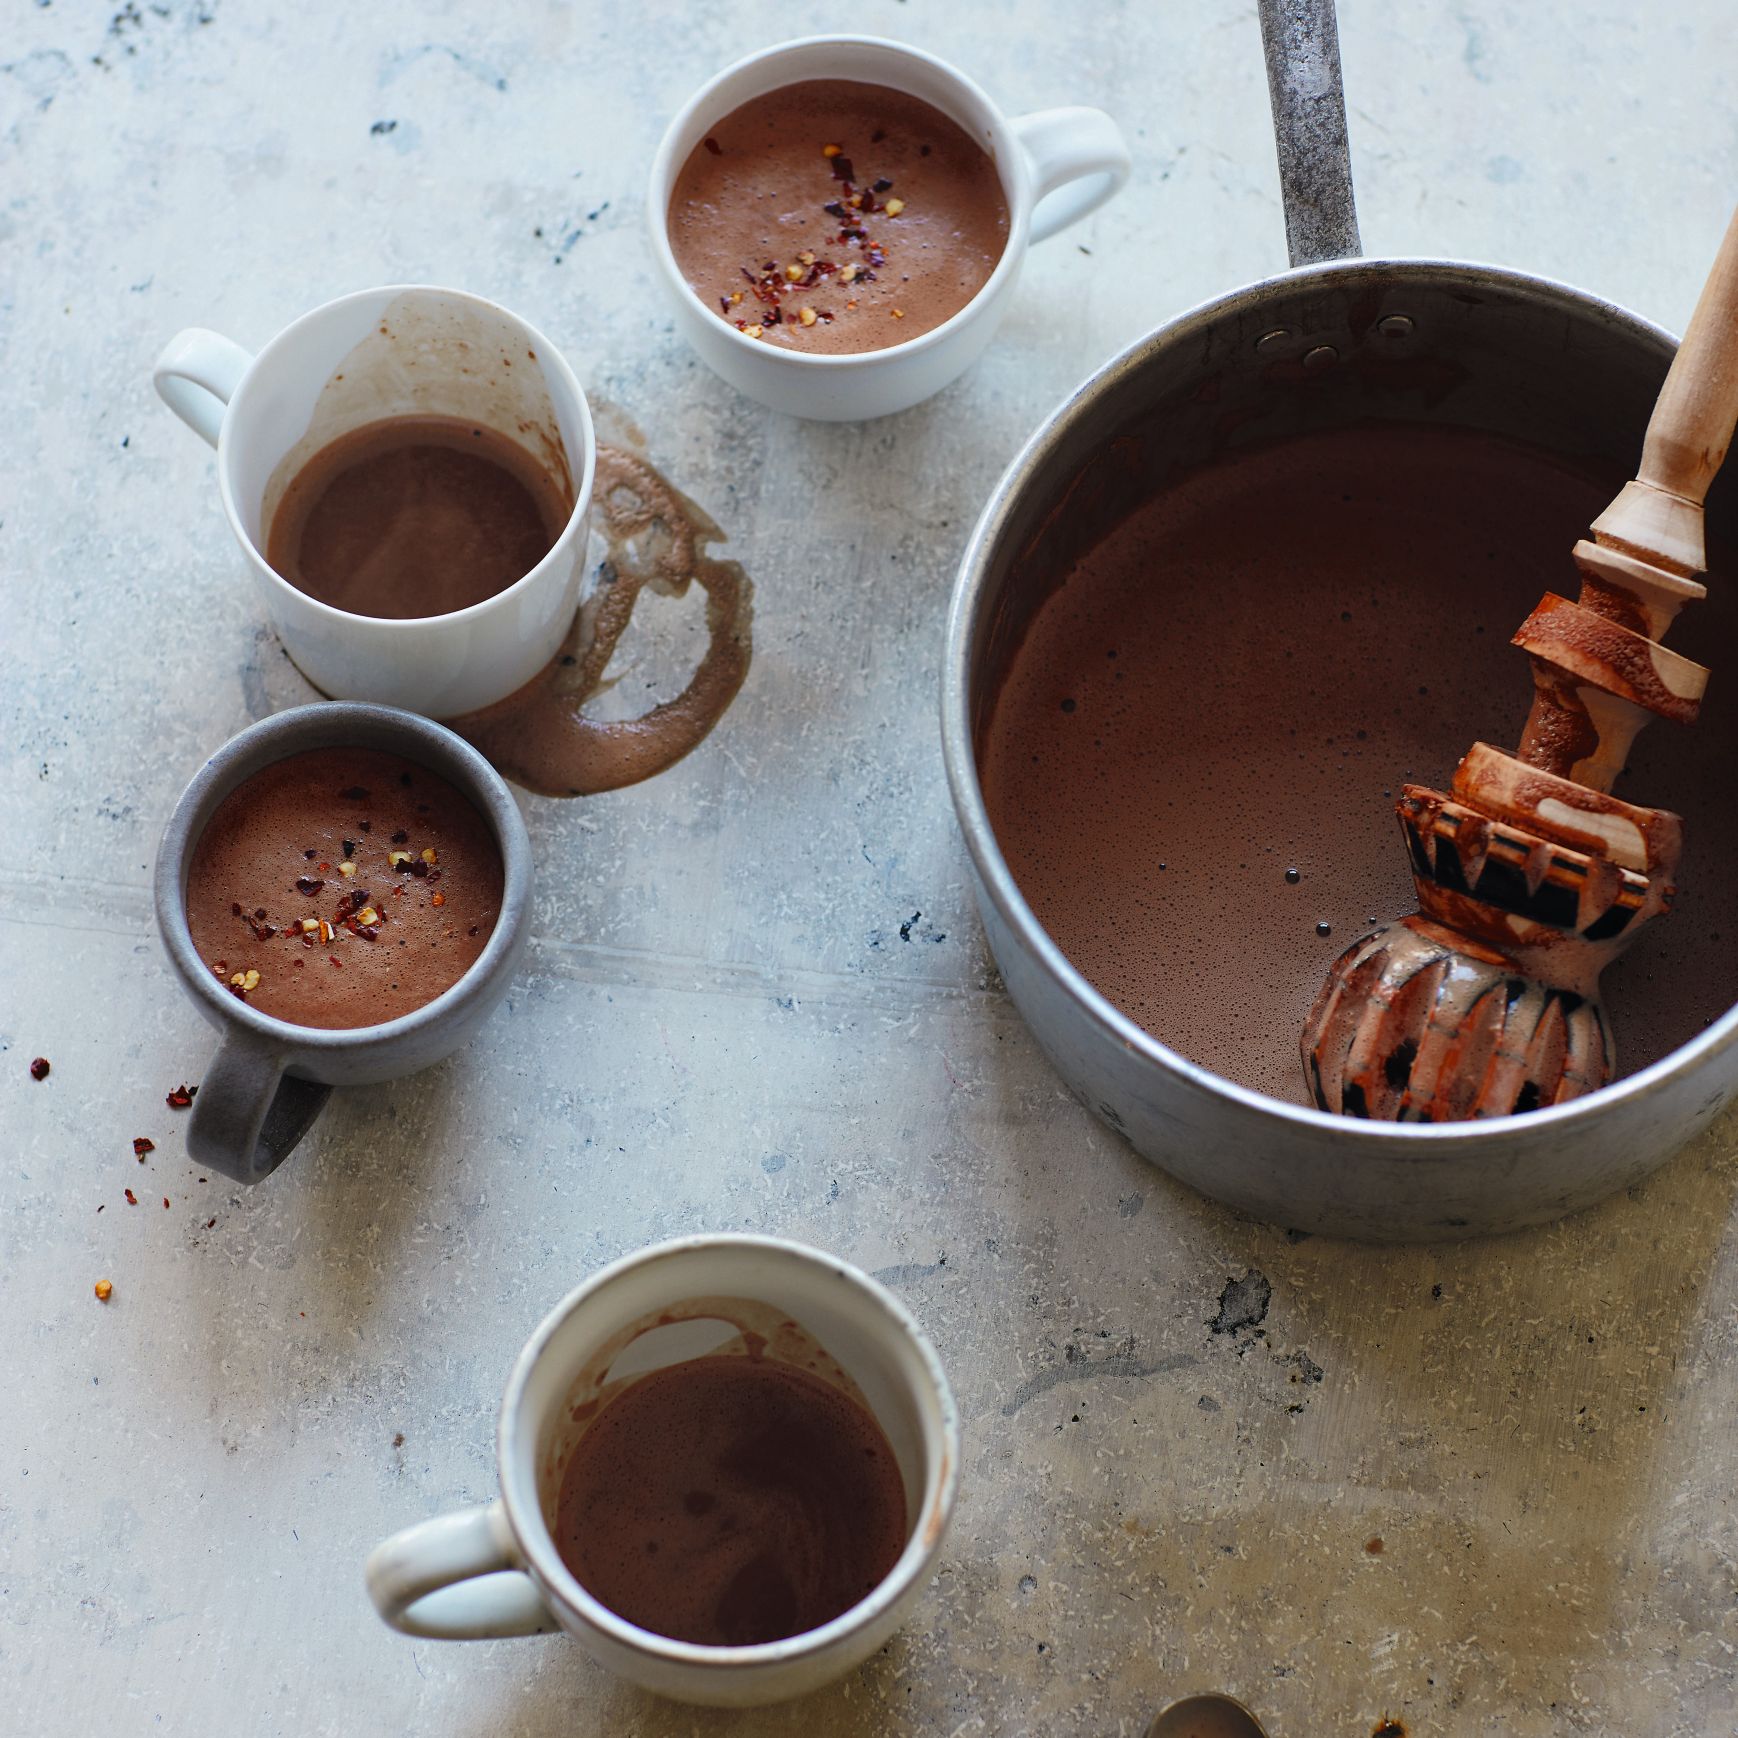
(981, 424), (1738, 1105)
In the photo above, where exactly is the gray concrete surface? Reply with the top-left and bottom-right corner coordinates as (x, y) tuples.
(4, 3), (1737, 1734)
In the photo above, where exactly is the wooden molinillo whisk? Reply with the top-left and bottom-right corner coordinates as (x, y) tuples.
(1305, 204), (1738, 1121)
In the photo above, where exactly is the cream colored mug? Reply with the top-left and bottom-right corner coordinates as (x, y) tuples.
(365, 1235), (960, 1707)
(153, 284), (596, 718)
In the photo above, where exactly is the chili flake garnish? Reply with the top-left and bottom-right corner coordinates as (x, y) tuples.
(133, 1137), (155, 1159)
(703, 135), (722, 155)
(296, 875), (324, 895)
(124, 1188), (138, 1205)
(166, 1083), (196, 1108)
(29, 1056), (50, 1081)
(391, 829), (408, 844)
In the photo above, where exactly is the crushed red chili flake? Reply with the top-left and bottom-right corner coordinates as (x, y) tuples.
(304, 848), (318, 860)
(207, 1217), (217, 1229)
(330, 955), (343, 967)
(133, 1137), (155, 1159)
(166, 1083), (197, 1108)
(29, 1057), (50, 1081)
(390, 829), (408, 844)
(830, 154), (854, 181)
(163, 1196), (170, 1209)
(702, 134), (722, 155)
(124, 1188), (138, 1205)
(296, 876), (324, 895)
(231, 901), (243, 916)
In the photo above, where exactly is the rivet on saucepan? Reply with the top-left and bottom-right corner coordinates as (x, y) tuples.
(1376, 314), (1415, 340)
(1302, 344), (1340, 370)
(1254, 327), (1292, 356)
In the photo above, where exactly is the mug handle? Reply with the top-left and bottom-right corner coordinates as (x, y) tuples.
(366, 1502), (559, 1640)
(186, 1026), (331, 1185)
(153, 328), (254, 448)
(1011, 107), (1133, 245)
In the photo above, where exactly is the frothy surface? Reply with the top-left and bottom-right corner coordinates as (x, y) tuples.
(185, 747), (502, 1029)
(668, 79), (1008, 355)
(554, 1353), (907, 1647)
(981, 424), (1738, 1103)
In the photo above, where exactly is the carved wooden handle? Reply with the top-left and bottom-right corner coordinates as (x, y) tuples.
(1592, 203), (1738, 575)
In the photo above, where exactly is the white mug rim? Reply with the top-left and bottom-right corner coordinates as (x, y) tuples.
(214, 283), (598, 633)
(647, 34), (1033, 374)
(495, 1232), (960, 1673)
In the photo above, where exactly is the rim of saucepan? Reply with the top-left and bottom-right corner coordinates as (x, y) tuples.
(497, 1233), (961, 1673)
(215, 284), (598, 629)
(941, 254), (1738, 1151)
(646, 34), (1028, 372)
(154, 702), (532, 1053)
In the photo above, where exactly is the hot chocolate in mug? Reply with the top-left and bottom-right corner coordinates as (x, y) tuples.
(365, 1235), (960, 1707)
(153, 285), (596, 718)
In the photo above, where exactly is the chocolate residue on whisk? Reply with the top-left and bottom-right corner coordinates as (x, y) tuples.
(450, 443), (753, 797)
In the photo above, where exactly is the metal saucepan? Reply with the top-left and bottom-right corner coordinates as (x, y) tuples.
(941, 0), (1738, 1239)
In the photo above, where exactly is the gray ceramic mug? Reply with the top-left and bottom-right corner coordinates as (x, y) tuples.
(154, 703), (533, 1184)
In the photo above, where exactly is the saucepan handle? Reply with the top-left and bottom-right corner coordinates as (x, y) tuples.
(1257, 0), (1363, 267)
(366, 1502), (558, 1640)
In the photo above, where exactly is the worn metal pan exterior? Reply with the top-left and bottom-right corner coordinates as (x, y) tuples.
(941, 257), (1738, 1239)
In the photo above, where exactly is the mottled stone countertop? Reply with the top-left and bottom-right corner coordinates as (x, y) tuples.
(4, 4), (1736, 1735)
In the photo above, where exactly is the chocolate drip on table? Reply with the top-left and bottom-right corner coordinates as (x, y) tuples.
(450, 445), (753, 797)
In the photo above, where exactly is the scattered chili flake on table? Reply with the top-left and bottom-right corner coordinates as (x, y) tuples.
(163, 1197), (170, 1209)
(94, 1279), (113, 1302)
(166, 1083), (197, 1108)
(206, 1217), (217, 1229)
(133, 1137), (154, 1160)
(124, 1188), (138, 1205)
(29, 1057), (50, 1081)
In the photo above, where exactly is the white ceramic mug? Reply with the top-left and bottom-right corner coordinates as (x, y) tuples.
(153, 285), (597, 719)
(365, 1235), (960, 1707)
(648, 35), (1132, 421)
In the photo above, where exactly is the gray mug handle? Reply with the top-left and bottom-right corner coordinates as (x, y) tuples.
(186, 1027), (331, 1184)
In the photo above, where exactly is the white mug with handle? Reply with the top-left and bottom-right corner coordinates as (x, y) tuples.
(153, 284), (596, 719)
(365, 1235), (960, 1708)
(648, 34), (1132, 420)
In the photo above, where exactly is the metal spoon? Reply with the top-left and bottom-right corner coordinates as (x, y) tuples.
(1146, 1692), (1271, 1738)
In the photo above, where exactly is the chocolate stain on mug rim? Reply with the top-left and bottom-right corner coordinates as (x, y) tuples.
(449, 439), (754, 797)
